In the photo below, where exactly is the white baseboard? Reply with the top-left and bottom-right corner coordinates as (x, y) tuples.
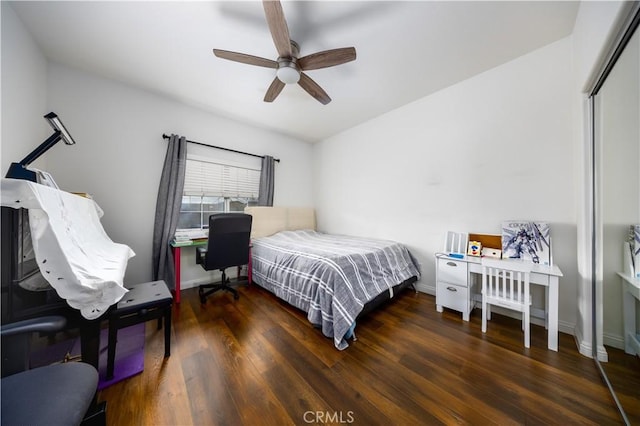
(573, 326), (608, 361)
(179, 266), (249, 291)
(415, 282), (435, 295)
(417, 281), (577, 338)
(597, 346), (610, 362)
(180, 279), (202, 290)
(603, 331), (624, 351)
(574, 326), (594, 359)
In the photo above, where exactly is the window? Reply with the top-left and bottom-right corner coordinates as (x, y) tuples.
(178, 157), (260, 230)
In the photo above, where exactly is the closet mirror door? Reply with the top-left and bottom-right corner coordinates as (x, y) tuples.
(595, 11), (640, 424)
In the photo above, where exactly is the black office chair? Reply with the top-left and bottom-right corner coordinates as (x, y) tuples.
(1, 315), (104, 426)
(197, 213), (253, 303)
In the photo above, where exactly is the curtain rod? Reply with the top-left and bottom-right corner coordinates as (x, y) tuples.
(162, 134), (280, 163)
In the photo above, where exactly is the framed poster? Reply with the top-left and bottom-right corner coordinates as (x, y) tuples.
(502, 221), (551, 265)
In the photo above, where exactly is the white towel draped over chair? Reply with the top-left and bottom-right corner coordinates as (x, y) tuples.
(1, 179), (134, 319)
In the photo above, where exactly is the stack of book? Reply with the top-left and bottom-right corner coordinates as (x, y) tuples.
(173, 229), (208, 246)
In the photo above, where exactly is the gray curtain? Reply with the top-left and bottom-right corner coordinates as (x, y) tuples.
(152, 134), (187, 290)
(258, 155), (275, 206)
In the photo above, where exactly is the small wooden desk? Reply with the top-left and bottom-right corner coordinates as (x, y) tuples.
(170, 239), (252, 304)
(617, 272), (640, 355)
(436, 253), (563, 351)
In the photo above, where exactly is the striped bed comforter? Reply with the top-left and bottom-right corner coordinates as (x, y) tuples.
(251, 230), (421, 349)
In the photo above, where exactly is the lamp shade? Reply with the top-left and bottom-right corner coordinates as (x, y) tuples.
(276, 64), (300, 84)
(44, 112), (76, 145)
(5, 112), (76, 181)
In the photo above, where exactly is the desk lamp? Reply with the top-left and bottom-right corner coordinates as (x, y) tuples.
(5, 112), (76, 182)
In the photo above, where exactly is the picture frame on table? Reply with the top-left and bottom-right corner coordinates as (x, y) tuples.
(502, 221), (551, 265)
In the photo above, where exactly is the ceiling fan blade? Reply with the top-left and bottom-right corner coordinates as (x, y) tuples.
(298, 72), (331, 105)
(264, 77), (286, 102)
(213, 49), (277, 68)
(298, 47), (357, 71)
(263, 0), (292, 58)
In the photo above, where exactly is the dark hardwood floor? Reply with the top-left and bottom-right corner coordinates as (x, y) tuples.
(98, 284), (633, 425)
(602, 344), (640, 424)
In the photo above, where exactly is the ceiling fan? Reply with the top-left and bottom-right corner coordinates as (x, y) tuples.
(213, 0), (356, 105)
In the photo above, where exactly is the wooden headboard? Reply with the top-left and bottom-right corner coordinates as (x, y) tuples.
(244, 206), (316, 238)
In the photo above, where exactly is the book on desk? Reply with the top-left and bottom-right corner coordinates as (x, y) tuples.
(172, 229), (208, 246)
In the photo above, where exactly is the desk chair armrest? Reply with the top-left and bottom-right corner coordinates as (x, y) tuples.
(196, 246), (207, 265)
(1, 315), (67, 338)
(1, 315), (68, 377)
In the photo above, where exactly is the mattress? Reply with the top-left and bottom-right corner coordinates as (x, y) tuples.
(251, 229), (420, 349)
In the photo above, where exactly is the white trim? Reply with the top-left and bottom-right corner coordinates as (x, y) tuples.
(179, 266), (249, 291)
(603, 331), (625, 351)
(416, 281), (435, 295)
(583, 1), (640, 93)
(187, 153), (261, 171)
(420, 281), (577, 337)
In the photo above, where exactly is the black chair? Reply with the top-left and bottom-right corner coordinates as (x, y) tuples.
(1, 315), (105, 426)
(107, 280), (172, 380)
(197, 213), (252, 303)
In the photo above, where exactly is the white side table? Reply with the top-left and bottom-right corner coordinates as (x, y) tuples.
(617, 272), (640, 355)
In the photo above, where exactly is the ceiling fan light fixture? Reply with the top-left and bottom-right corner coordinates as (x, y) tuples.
(212, 1), (354, 103)
(276, 61), (300, 84)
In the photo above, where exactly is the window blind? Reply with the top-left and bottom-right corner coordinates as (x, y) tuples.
(183, 158), (260, 198)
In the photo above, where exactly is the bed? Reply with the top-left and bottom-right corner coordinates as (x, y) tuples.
(245, 207), (420, 349)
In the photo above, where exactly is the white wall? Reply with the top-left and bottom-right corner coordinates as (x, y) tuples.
(1, 3), (314, 287)
(0, 2), (49, 174)
(314, 37), (578, 332)
(39, 64), (313, 286)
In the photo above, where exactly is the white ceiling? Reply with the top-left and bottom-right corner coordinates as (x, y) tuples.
(10, 1), (579, 143)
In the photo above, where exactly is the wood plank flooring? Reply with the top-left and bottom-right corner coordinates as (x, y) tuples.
(602, 344), (640, 423)
(99, 285), (632, 425)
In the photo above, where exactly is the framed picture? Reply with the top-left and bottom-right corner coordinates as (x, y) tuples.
(467, 241), (482, 256)
(502, 221), (551, 265)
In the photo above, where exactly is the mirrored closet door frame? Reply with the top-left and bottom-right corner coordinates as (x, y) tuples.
(588, 2), (640, 425)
